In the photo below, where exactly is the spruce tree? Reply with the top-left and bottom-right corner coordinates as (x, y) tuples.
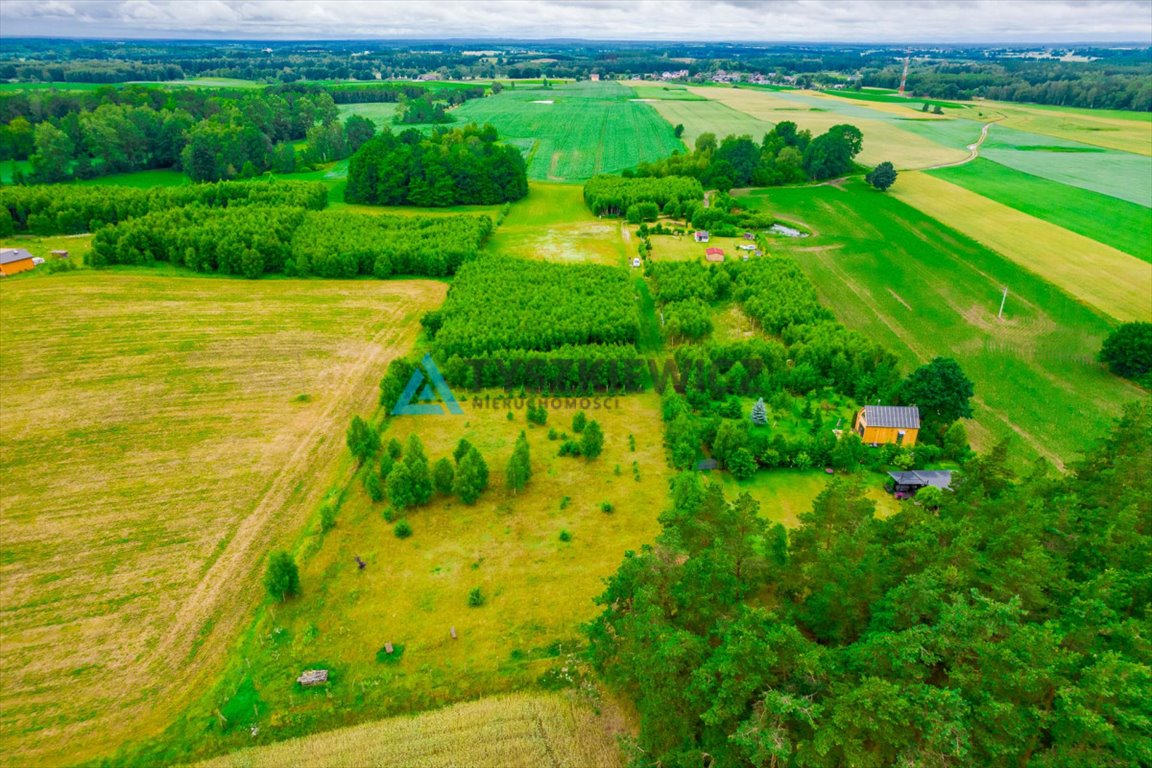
(581, 420), (605, 459)
(506, 432), (532, 494)
(432, 457), (455, 495)
(751, 398), (768, 426)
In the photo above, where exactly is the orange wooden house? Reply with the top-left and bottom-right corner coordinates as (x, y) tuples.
(0, 248), (36, 277)
(854, 405), (920, 446)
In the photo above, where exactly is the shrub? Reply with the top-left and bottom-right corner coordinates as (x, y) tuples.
(600, 501), (615, 514)
(1099, 322), (1152, 383)
(363, 471), (384, 503)
(394, 519), (413, 539)
(468, 587), (486, 607)
(580, 420), (605, 459)
(572, 411), (588, 433)
(346, 416), (380, 463)
(319, 503), (337, 533)
(559, 530), (572, 542)
(375, 643), (406, 664)
(264, 551), (300, 602)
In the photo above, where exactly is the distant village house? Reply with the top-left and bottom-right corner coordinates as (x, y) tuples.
(705, 247), (724, 263)
(693, 230), (710, 242)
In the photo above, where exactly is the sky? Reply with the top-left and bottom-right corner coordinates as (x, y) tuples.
(0, 0), (1150, 43)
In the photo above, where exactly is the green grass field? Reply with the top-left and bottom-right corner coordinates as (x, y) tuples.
(741, 180), (1144, 467)
(818, 89), (964, 109)
(0, 272), (446, 767)
(135, 392), (669, 764)
(487, 183), (628, 265)
(447, 81), (684, 182)
(337, 102), (401, 128)
(192, 693), (625, 768)
(981, 125), (1152, 206)
(931, 158), (1152, 262)
(627, 83), (706, 101)
(643, 98), (776, 149)
(716, 469), (901, 528)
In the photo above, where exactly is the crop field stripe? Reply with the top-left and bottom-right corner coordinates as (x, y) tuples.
(979, 100), (1152, 156)
(892, 172), (1152, 322)
(980, 124), (1152, 207)
(192, 693), (625, 768)
(930, 158), (1152, 262)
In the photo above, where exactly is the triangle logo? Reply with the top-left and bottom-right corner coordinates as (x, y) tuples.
(392, 354), (464, 416)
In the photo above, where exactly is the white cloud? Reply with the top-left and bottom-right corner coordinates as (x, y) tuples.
(0, 0), (1149, 41)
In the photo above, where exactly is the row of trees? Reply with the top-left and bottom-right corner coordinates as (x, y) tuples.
(582, 175), (704, 217)
(0, 180), (327, 236)
(345, 124), (528, 207)
(427, 256), (640, 358)
(85, 204), (493, 280)
(589, 402), (1151, 766)
(631, 121), (865, 190)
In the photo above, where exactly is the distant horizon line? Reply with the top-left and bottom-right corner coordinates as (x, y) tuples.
(2, 35), (1150, 47)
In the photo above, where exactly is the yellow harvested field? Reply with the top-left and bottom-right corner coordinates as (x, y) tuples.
(692, 86), (969, 169)
(193, 693), (626, 768)
(0, 273), (445, 766)
(977, 100), (1152, 156)
(892, 172), (1152, 322)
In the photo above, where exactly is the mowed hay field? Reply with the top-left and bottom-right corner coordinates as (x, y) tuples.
(157, 394), (668, 764)
(486, 183), (629, 265)
(193, 693), (626, 768)
(891, 171), (1152, 322)
(449, 81), (684, 181)
(742, 181), (1144, 466)
(692, 86), (973, 169)
(0, 273), (445, 765)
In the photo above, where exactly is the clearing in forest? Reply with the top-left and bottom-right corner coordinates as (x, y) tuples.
(0, 272), (445, 766)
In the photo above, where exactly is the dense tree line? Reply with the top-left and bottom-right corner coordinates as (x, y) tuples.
(427, 256), (640, 358)
(0, 180), (327, 235)
(345, 124), (528, 207)
(1, 87), (342, 182)
(589, 402), (1151, 767)
(632, 121), (864, 190)
(395, 95), (450, 124)
(583, 175), (704, 217)
(288, 211), (493, 278)
(84, 203), (491, 280)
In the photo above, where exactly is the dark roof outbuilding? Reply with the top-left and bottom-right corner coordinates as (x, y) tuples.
(863, 405), (920, 429)
(888, 470), (953, 489)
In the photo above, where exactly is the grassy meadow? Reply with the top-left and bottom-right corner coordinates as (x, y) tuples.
(193, 693), (626, 768)
(134, 393), (668, 764)
(644, 98), (776, 150)
(486, 183), (629, 265)
(977, 99), (1152, 155)
(0, 272), (445, 766)
(447, 81), (684, 181)
(930, 157), (1152, 262)
(741, 180), (1144, 467)
(336, 102), (400, 128)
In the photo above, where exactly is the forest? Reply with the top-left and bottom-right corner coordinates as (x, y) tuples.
(345, 124), (529, 207)
(630, 122), (865, 191)
(426, 256), (640, 358)
(588, 401), (1151, 767)
(583, 175), (704, 218)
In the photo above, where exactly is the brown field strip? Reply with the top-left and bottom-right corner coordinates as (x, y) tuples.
(0, 273), (445, 765)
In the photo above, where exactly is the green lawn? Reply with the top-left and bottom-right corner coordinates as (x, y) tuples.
(742, 180), (1144, 467)
(628, 83), (706, 101)
(931, 158), (1152, 262)
(715, 469), (901, 528)
(446, 81), (683, 182)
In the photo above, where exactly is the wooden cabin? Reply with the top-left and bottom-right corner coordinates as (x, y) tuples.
(0, 248), (36, 277)
(855, 405), (919, 446)
(888, 470), (953, 499)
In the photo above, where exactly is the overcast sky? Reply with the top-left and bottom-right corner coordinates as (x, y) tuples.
(1, 0), (1150, 43)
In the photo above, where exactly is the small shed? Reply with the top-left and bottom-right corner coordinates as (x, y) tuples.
(696, 458), (719, 471)
(0, 248), (36, 277)
(693, 230), (710, 243)
(631, 257), (642, 268)
(296, 669), (329, 686)
(50, 249), (69, 259)
(743, 232), (755, 240)
(705, 247), (724, 263)
(888, 470), (953, 498)
(855, 405), (920, 446)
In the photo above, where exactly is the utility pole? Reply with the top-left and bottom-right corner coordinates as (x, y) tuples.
(998, 286), (1008, 319)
